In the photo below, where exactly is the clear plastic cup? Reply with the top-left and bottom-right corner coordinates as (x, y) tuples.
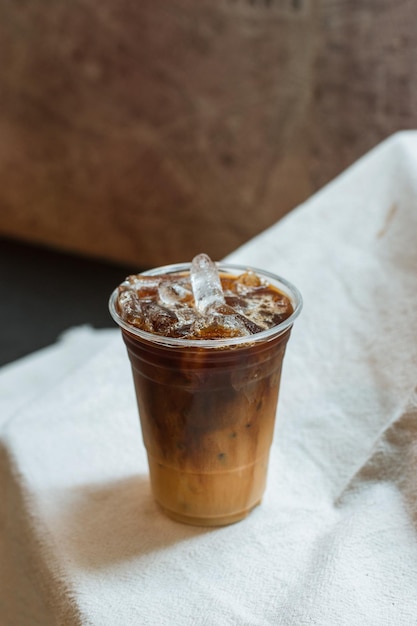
(109, 262), (302, 526)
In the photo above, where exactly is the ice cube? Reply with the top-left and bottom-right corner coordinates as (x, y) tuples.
(142, 302), (178, 335)
(213, 303), (265, 335)
(234, 313), (265, 334)
(175, 306), (199, 324)
(119, 274), (162, 299)
(158, 280), (193, 307)
(233, 270), (264, 295)
(224, 295), (248, 312)
(117, 291), (143, 325)
(193, 312), (249, 338)
(190, 253), (225, 314)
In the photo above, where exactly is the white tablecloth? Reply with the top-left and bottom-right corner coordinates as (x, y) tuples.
(1, 131), (417, 625)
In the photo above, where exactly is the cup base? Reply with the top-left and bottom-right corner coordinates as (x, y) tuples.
(157, 500), (262, 527)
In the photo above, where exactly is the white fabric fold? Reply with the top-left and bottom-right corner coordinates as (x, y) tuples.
(1, 131), (417, 625)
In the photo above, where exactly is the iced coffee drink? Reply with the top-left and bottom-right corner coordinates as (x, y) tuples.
(109, 254), (302, 526)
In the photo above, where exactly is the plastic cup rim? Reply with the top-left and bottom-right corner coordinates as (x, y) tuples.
(108, 262), (303, 349)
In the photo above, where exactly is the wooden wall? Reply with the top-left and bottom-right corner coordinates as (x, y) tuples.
(0, 0), (416, 267)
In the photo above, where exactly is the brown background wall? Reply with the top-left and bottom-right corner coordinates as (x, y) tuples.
(0, 0), (416, 267)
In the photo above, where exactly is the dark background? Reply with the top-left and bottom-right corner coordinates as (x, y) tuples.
(0, 237), (138, 366)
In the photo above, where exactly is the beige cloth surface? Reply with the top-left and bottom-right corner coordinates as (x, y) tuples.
(1, 131), (417, 625)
